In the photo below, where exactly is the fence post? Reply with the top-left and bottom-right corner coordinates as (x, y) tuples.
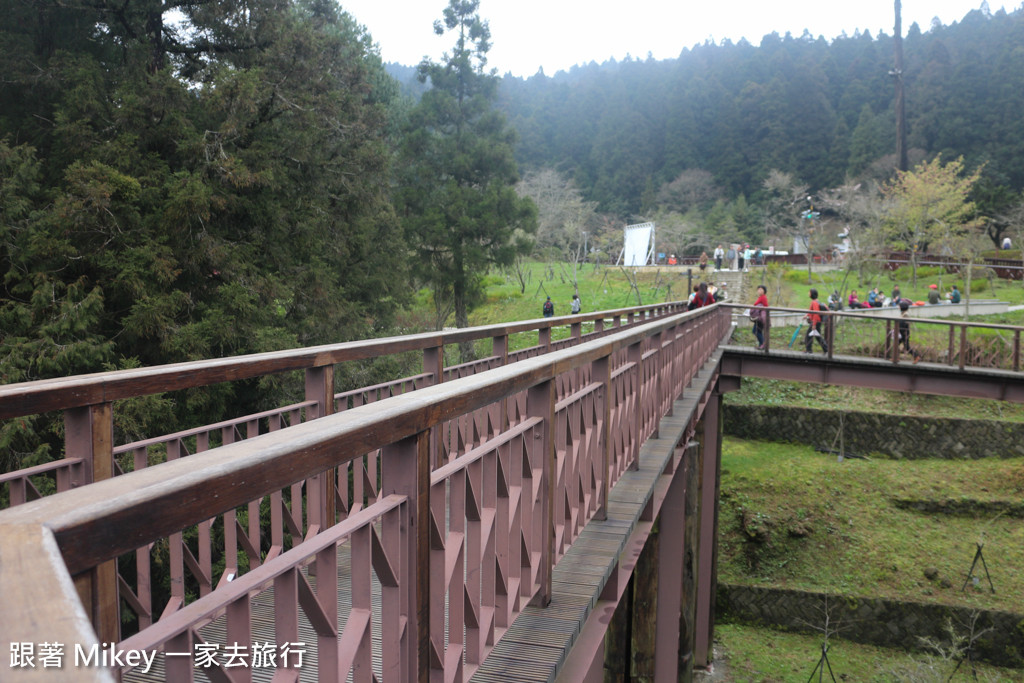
(528, 379), (554, 607)
(628, 341), (643, 470)
(381, 430), (431, 682)
(959, 326), (968, 370)
(592, 355), (611, 522)
(65, 403), (119, 645)
(305, 365), (335, 530)
(424, 345), (444, 469)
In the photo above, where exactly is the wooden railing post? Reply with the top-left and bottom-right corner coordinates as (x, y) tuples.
(528, 379), (555, 607)
(628, 341), (643, 470)
(305, 366), (335, 533)
(592, 355), (611, 521)
(570, 320), (582, 341)
(381, 431), (431, 682)
(650, 330), (662, 438)
(493, 334), (510, 431)
(539, 326), (552, 353)
(424, 345), (444, 469)
(65, 403), (119, 645)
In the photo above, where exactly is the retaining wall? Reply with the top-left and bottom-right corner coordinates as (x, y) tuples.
(723, 404), (1024, 460)
(718, 583), (1024, 668)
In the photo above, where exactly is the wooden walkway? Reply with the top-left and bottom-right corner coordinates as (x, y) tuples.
(123, 354), (723, 683)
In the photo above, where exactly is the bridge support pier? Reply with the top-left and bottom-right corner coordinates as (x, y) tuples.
(555, 378), (723, 683)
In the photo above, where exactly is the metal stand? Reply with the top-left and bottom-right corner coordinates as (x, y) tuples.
(806, 642), (838, 683)
(960, 543), (995, 593)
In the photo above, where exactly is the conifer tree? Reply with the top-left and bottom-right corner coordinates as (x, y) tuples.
(396, 0), (536, 354)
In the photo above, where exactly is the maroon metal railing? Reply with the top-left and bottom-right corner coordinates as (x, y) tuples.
(0, 305), (730, 682)
(722, 303), (1024, 371)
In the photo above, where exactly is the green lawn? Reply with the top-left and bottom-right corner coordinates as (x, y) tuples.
(718, 438), (1024, 614)
(711, 622), (1024, 682)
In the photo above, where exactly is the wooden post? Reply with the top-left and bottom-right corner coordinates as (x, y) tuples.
(65, 403), (120, 645)
(493, 334), (510, 432)
(381, 431), (431, 682)
(424, 345), (444, 469)
(305, 366), (335, 530)
(528, 379), (555, 607)
(628, 341), (643, 470)
(592, 355), (611, 521)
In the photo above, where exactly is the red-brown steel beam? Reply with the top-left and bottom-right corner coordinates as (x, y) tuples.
(720, 349), (1024, 403)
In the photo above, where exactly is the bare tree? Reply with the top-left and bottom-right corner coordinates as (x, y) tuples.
(656, 168), (722, 214)
(516, 168), (598, 258)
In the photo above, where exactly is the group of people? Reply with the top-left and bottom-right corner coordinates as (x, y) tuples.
(842, 284), (962, 310)
(706, 244), (764, 273)
(687, 281), (723, 309)
(749, 286), (925, 362)
(542, 293), (582, 317)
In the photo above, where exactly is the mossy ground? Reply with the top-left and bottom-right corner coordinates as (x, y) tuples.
(718, 437), (1024, 613)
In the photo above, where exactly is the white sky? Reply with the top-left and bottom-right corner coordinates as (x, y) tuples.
(336, 0), (1015, 77)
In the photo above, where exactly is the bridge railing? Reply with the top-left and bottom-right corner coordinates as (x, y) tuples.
(722, 303), (1023, 371)
(0, 303), (689, 645)
(0, 304), (722, 679)
(0, 302), (686, 509)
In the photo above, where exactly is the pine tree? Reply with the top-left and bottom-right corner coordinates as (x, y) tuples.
(396, 0), (536, 357)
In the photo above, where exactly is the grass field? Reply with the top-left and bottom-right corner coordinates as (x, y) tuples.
(709, 622), (1024, 682)
(718, 438), (1024, 614)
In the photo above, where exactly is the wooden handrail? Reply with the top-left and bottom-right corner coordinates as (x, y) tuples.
(0, 302), (685, 420)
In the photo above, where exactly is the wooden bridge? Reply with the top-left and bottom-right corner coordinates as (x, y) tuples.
(2, 301), (1023, 682)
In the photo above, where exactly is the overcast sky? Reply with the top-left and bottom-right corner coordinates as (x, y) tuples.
(337, 0), (1013, 77)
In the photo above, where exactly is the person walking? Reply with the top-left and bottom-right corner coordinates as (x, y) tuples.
(699, 251), (708, 273)
(804, 289), (829, 354)
(713, 244), (724, 271)
(751, 284), (769, 349)
(543, 296), (554, 317)
(570, 293), (581, 314)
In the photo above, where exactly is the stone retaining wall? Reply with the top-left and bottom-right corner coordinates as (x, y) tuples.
(723, 404), (1024, 460)
(718, 583), (1024, 668)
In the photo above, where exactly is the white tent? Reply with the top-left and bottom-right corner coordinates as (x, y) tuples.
(617, 222), (655, 266)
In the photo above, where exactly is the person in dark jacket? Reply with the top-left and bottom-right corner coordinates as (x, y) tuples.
(897, 299), (921, 363)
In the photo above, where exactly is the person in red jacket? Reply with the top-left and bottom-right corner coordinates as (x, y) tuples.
(751, 284), (769, 349)
(804, 288), (828, 353)
(688, 282), (714, 309)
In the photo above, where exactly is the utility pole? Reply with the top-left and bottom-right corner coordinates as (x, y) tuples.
(892, 0), (909, 172)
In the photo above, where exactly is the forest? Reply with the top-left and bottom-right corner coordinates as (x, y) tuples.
(3, 0), (1024, 462)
